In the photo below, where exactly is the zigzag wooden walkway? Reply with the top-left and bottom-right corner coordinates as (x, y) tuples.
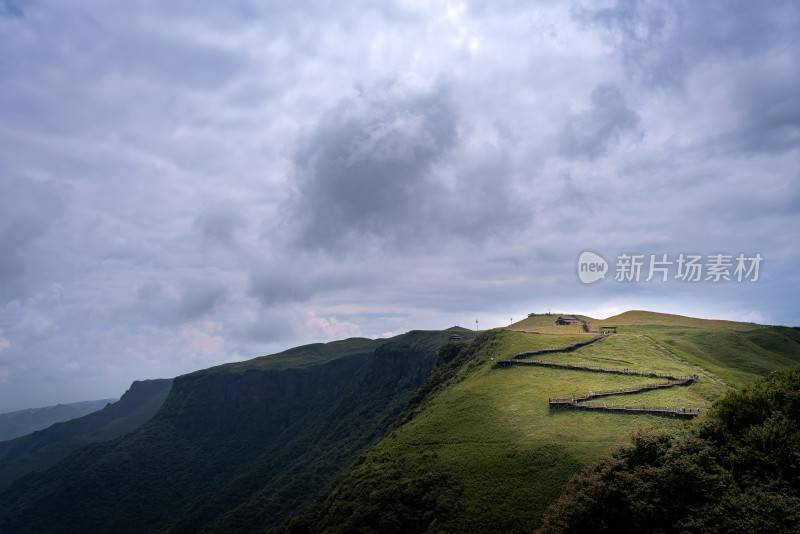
(495, 334), (701, 419)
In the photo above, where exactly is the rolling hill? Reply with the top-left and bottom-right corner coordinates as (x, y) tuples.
(1, 311), (798, 533)
(276, 314), (800, 533)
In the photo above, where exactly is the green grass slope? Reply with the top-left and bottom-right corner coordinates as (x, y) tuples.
(538, 366), (800, 533)
(281, 314), (800, 533)
(591, 310), (800, 388)
(207, 337), (386, 374)
(592, 309), (757, 330)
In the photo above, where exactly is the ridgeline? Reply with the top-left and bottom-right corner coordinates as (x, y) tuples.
(0, 329), (476, 533)
(1, 311), (799, 533)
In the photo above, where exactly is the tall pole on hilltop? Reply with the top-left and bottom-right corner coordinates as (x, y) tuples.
(476, 319), (478, 331)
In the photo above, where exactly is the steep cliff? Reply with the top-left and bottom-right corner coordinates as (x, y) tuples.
(0, 399), (116, 442)
(0, 329), (474, 533)
(0, 378), (172, 492)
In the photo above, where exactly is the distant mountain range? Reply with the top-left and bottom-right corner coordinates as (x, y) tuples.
(0, 312), (798, 533)
(0, 379), (172, 493)
(0, 399), (117, 442)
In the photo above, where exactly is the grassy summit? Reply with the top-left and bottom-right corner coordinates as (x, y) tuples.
(282, 312), (800, 533)
(198, 337), (386, 374)
(592, 309), (757, 330)
(511, 313), (596, 331)
(2, 311), (797, 533)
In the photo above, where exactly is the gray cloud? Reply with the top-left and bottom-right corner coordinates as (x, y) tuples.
(0, 0), (798, 411)
(0, 177), (65, 299)
(248, 255), (385, 309)
(573, 0), (688, 88)
(559, 82), (642, 160)
(195, 203), (246, 248)
(134, 279), (226, 326)
(575, 0), (800, 89)
(289, 78), (459, 254)
(0, 0), (23, 18)
(288, 77), (531, 255)
(249, 267), (316, 307)
(721, 72), (800, 154)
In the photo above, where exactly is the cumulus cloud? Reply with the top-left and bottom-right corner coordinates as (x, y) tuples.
(304, 311), (361, 340)
(559, 82), (643, 160)
(574, 0), (800, 89)
(288, 75), (530, 255)
(289, 76), (459, 253)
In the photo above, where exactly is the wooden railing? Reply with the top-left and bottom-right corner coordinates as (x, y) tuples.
(494, 332), (701, 418)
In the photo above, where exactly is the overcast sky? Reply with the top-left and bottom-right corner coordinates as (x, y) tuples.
(1, 0), (799, 411)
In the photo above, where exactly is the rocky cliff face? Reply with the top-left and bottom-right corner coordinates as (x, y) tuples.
(118, 379), (172, 407)
(0, 399), (115, 442)
(0, 378), (172, 493)
(161, 352), (374, 435)
(0, 330), (475, 534)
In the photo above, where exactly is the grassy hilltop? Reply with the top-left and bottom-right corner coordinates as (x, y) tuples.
(281, 311), (800, 533)
(1, 311), (797, 533)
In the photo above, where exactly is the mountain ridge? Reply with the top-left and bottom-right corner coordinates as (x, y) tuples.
(0, 328), (477, 533)
(0, 378), (172, 493)
(1, 312), (798, 533)
(275, 313), (800, 533)
(0, 399), (117, 442)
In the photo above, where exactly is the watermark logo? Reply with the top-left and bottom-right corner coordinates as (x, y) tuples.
(577, 251), (763, 284)
(577, 251), (608, 284)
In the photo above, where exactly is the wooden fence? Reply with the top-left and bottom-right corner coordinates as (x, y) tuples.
(492, 332), (701, 419)
(503, 334), (606, 361)
(497, 359), (696, 383)
(548, 400), (699, 419)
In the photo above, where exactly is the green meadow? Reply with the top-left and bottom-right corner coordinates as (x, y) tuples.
(367, 331), (721, 532)
(294, 315), (800, 533)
